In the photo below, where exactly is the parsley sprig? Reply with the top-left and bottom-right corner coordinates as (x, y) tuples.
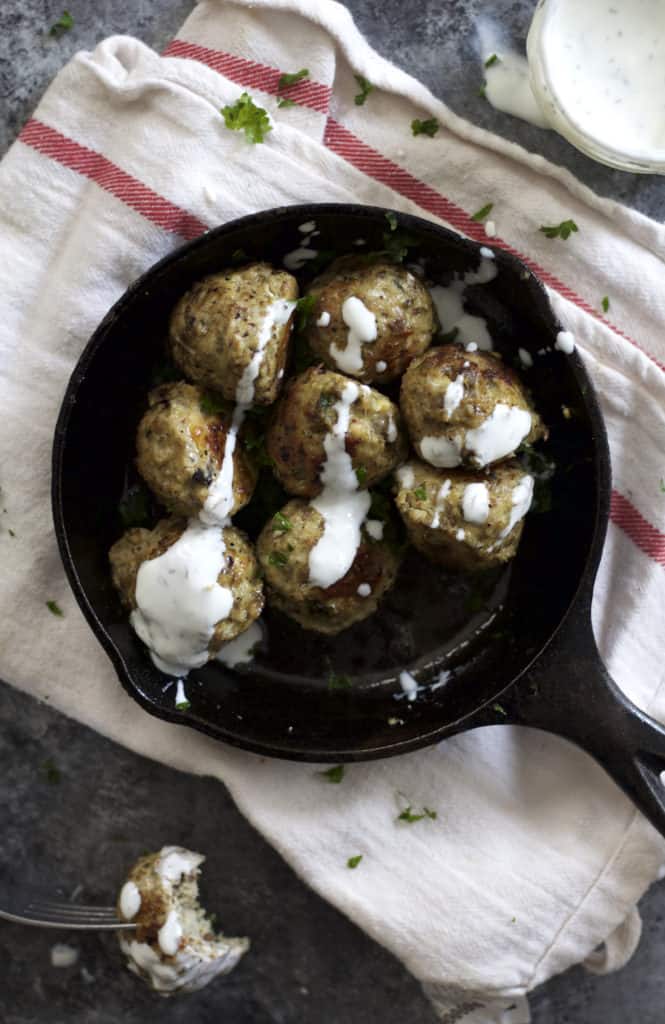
(471, 202), (494, 222)
(46, 600), (63, 617)
(539, 219), (578, 241)
(221, 92), (272, 143)
(411, 118), (439, 138)
(50, 10), (74, 36)
(347, 855), (363, 869)
(397, 805), (437, 824)
(319, 765), (345, 783)
(278, 68), (309, 90)
(354, 74), (374, 106)
(484, 54), (499, 68)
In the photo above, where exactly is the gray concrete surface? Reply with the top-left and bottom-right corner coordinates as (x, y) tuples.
(1, 2), (664, 1022)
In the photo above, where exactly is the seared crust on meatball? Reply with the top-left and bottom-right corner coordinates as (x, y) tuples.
(256, 499), (400, 634)
(136, 382), (257, 517)
(169, 263), (298, 405)
(394, 459), (533, 570)
(266, 365), (408, 498)
(304, 256), (435, 383)
(400, 345), (546, 470)
(109, 518), (264, 648)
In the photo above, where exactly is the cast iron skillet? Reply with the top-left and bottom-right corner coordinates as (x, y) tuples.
(52, 204), (665, 835)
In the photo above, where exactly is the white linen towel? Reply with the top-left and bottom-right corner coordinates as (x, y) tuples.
(1, 2), (665, 1020)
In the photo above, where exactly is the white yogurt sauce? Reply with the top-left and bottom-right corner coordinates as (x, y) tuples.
(431, 479), (452, 530)
(465, 342), (478, 353)
(398, 670), (419, 701)
(456, 528), (466, 541)
(309, 382), (371, 589)
(376, 359), (387, 373)
(485, 220), (497, 238)
(555, 330), (576, 354)
(216, 620), (263, 668)
(157, 847), (204, 884)
(420, 434), (463, 469)
(365, 519), (384, 541)
(484, 50), (550, 128)
(396, 464), (416, 489)
(330, 297), (377, 373)
(283, 238), (318, 270)
(536, 0), (665, 161)
(462, 482), (490, 524)
(298, 220), (317, 234)
(158, 909), (183, 957)
(518, 347), (534, 368)
(386, 413), (398, 443)
(175, 679), (188, 708)
(465, 404), (532, 467)
(429, 252), (497, 351)
(119, 881), (142, 921)
(443, 374), (465, 419)
(51, 944), (79, 968)
(316, 311), (331, 327)
(357, 583), (372, 597)
(499, 475), (535, 541)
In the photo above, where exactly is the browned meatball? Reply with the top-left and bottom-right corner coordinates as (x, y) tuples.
(400, 346), (546, 470)
(256, 500), (401, 634)
(109, 518), (264, 649)
(135, 382), (257, 517)
(266, 365), (408, 497)
(169, 263), (298, 405)
(304, 256), (435, 383)
(393, 459), (534, 570)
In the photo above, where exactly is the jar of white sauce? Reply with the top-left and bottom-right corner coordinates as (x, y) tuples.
(527, 0), (665, 172)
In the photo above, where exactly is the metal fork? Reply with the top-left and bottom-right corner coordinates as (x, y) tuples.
(0, 885), (136, 930)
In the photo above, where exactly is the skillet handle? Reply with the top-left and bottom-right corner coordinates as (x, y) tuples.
(495, 606), (665, 838)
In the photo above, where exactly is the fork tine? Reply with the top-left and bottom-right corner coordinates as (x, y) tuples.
(0, 908), (135, 930)
(26, 903), (119, 915)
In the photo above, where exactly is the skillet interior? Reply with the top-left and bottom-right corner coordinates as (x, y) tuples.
(53, 204), (604, 760)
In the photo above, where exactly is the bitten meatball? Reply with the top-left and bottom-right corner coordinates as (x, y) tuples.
(394, 459), (534, 570)
(304, 256), (435, 383)
(266, 365), (408, 498)
(400, 345), (546, 470)
(136, 382), (257, 517)
(256, 500), (400, 634)
(109, 518), (264, 649)
(169, 262), (298, 405)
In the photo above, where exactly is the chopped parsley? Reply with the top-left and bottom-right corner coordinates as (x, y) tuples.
(411, 117), (439, 138)
(471, 202), (494, 222)
(484, 54), (499, 67)
(414, 484), (427, 500)
(355, 466), (368, 486)
(354, 74), (374, 106)
(601, 295), (610, 313)
(539, 219), (579, 241)
(397, 806), (437, 823)
(272, 510), (293, 533)
(199, 392), (227, 415)
(49, 10), (74, 36)
(268, 550), (289, 568)
(319, 764), (345, 783)
(46, 600), (63, 617)
(347, 855), (363, 869)
(221, 92), (272, 144)
(492, 702), (507, 716)
(328, 671), (352, 691)
(278, 68), (309, 90)
(385, 211), (398, 232)
(8, 529), (16, 538)
(277, 98), (297, 109)
(295, 293), (316, 331)
(118, 483), (152, 529)
(176, 699), (191, 711)
(478, 83), (487, 98)
(42, 758), (61, 784)
(439, 326), (460, 344)
(382, 227), (419, 263)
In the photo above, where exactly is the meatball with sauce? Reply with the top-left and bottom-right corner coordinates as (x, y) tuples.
(109, 518), (264, 650)
(304, 256), (435, 383)
(256, 499), (401, 634)
(394, 459), (534, 571)
(266, 365), (408, 498)
(400, 345), (546, 470)
(136, 381), (257, 518)
(169, 262), (298, 405)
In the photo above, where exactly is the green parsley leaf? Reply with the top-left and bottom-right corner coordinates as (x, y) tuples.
(278, 68), (309, 90)
(277, 98), (297, 109)
(355, 466), (368, 486)
(347, 855), (363, 869)
(295, 293), (316, 331)
(50, 10), (74, 36)
(411, 118), (439, 138)
(385, 211), (398, 232)
(175, 699), (192, 711)
(471, 202), (494, 222)
(8, 529), (16, 538)
(397, 805), (437, 823)
(268, 550), (289, 568)
(601, 295), (610, 313)
(42, 758), (61, 784)
(199, 392), (227, 416)
(118, 482), (152, 529)
(381, 227), (419, 263)
(272, 510), (292, 533)
(439, 326), (460, 344)
(221, 92), (272, 144)
(354, 74), (374, 106)
(484, 53), (500, 67)
(539, 219), (579, 241)
(46, 600), (63, 617)
(478, 83), (487, 98)
(328, 671), (352, 691)
(319, 764), (345, 783)
(492, 702), (508, 716)
(424, 807), (437, 819)
(414, 484), (427, 500)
